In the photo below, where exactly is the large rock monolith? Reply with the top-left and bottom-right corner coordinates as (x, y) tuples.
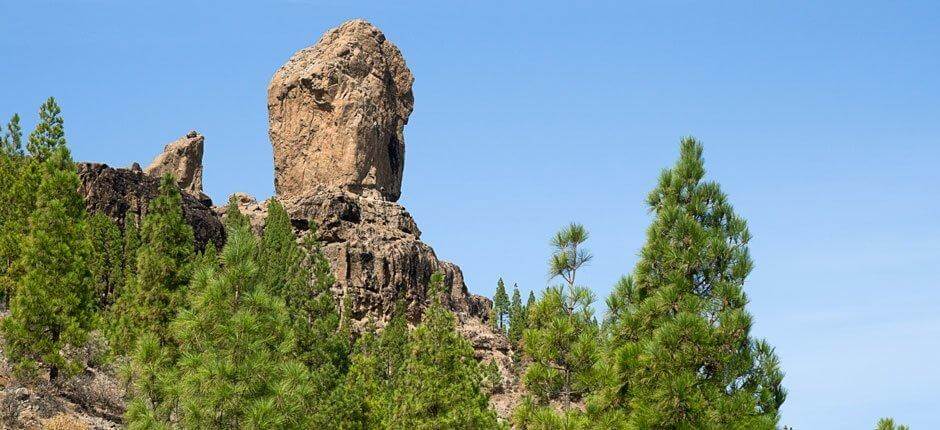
(268, 19), (414, 202)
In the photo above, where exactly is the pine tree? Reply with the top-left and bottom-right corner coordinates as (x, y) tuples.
(223, 194), (250, 231)
(87, 213), (124, 308)
(1, 113), (23, 155)
(493, 278), (510, 331)
(348, 274), (501, 428)
(522, 223), (599, 407)
(508, 285), (525, 347)
(0, 114), (25, 307)
(258, 199), (353, 425)
(109, 174), (194, 354)
(26, 97), (66, 162)
(1, 110), (43, 307)
(876, 417), (910, 430)
(125, 225), (316, 428)
(526, 290), (536, 316)
(122, 212), (141, 284)
(1, 145), (95, 381)
(600, 138), (785, 428)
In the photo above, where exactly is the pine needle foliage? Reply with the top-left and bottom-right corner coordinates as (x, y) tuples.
(125, 225), (317, 429)
(522, 223), (599, 407)
(1, 145), (95, 381)
(598, 137), (785, 429)
(346, 274), (502, 429)
(109, 174), (194, 354)
(87, 213), (124, 309)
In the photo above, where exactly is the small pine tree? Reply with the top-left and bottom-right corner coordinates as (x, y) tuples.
(109, 174), (194, 354)
(493, 278), (510, 331)
(521, 223), (599, 407)
(26, 97), (66, 161)
(600, 138), (785, 428)
(508, 285), (525, 347)
(526, 290), (536, 316)
(876, 417), (910, 430)
(223, 194), (250, 231)
(1, 113), (23, 155)
(86, 213), (124, 308)
(1, 145), (95, 381)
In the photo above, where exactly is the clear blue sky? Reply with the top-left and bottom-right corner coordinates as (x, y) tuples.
(3, 1), (938, 428)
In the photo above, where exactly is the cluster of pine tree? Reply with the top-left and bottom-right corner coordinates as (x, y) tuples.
(0, 100), (910, 428)
(0, 99), (500, 429)
(495, 139), (794, 429)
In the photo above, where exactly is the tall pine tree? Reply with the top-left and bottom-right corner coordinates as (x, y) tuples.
(125, 224), (316, 429)
(109, 174), (194, 354)
(87, 213), (124, 309)
(1, 144), (95, 381)
(493, 278), (510, 332)
(599, 138), (785, 428)
(508, 285), (525, 347)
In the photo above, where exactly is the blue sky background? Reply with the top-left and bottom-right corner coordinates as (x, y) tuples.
(2, 1), (938, 428)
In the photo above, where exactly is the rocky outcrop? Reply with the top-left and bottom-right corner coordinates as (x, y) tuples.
(218, 187), (493, 326)
(268, 19), (414, 202)
(77, 162), (224, 250)
(144, 131), (207, 203)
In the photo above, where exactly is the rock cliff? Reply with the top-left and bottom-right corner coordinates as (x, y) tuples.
(268, 19), (413, 202)
(77, 162), (224, 251)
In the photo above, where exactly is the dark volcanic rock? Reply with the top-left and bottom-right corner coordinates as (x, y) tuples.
(77, 162), (224, 250)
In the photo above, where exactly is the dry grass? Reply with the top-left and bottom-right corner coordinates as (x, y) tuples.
(42, 413), (88, 430)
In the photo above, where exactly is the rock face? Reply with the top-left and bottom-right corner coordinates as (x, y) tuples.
(145, 131), (207, 202)
(268, 19), (414, 202)
(218, 187), (493, 326)
(77, 162), (224, 250)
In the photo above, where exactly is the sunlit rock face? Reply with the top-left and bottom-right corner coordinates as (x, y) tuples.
(268, 19), (414, 202)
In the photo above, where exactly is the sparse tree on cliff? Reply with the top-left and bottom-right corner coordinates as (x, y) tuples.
(1, 144), (95, 381)
(223, 194), (250, 231)
(109, 174), (194, 354)
(508, 285), (525, 347)
(493, 278), (510, 332)
(598, 138), (785, 428)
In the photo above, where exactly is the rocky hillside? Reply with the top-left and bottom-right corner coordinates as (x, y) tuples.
(0, 19), (516, 430)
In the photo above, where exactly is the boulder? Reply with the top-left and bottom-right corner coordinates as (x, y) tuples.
(268, 19), (414, 202)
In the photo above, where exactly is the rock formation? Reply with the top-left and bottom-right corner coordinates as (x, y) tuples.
(77, 162), (224, 250)
(144, 131), (208, 203)
(218, 187), (494, 327)
(268, 19), (414, 202)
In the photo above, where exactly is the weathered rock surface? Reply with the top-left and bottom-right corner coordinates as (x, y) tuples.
(218, 187), (493, 326)
(77, 162), (224, 250)
(144, 131), (207, 203)
(268, 19), (414, 202)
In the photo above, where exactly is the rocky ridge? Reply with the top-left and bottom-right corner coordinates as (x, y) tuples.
(3, 19), (516, 428)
